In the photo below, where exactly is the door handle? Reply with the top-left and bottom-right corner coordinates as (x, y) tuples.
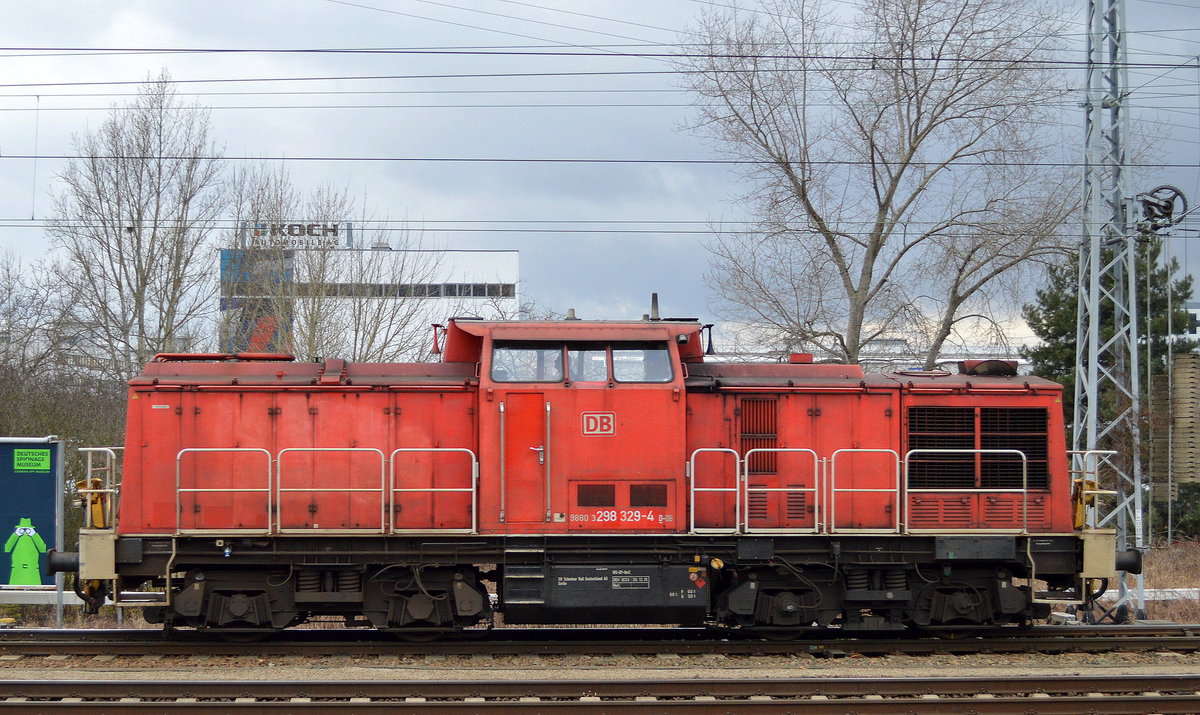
(530, 445), (545, 465)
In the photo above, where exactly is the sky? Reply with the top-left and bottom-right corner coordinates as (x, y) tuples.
(0, 0), (1197, 344)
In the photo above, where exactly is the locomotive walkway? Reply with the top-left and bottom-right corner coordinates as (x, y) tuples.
(0, 624), (1198, 657)
(0, 675), (1197, 711)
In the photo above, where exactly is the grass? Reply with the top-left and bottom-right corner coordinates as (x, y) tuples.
(1137, 540), (1200, 622)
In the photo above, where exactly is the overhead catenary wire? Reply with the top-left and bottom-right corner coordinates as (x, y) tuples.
(0, 153), (1195, 169)
(0, 47), (1196, 70)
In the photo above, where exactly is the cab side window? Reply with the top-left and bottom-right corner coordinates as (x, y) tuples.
(567, 342), (608, 382)
(491, 341), (563, 382)
(612, 342), (673, 383)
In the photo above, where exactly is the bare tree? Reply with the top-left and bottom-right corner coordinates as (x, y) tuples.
(0, 252), (80, 380)
(222, 165), (452, 362)
(48, 71), (223, 378)
(0, 251), (127, 445)
(680, 0), (1074, 365)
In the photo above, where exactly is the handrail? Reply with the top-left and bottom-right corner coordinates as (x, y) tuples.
(276, 448), (387, 533)
(175, 448), (273, 535)
(688, 448), (741, 534)
(829, 449), (902, 534)
(904, 449), (1029, 534)
(77, 447), (123, 529)
(742, 448), (820, 534)
(1068, 449), (1120, 529)
(389, 448), (479, 534)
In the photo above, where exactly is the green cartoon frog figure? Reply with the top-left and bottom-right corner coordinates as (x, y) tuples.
(5, 518), (46, 586)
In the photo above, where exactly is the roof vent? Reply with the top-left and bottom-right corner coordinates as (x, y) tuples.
(958, 359), (1018, 377)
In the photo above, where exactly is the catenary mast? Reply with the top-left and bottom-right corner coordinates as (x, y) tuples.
(1074, 0), (1144, 620)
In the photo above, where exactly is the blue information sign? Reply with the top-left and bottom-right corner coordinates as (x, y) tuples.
(0, 439), (61, 586)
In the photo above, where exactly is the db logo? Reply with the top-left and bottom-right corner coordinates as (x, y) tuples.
(581, 412), (616, 435)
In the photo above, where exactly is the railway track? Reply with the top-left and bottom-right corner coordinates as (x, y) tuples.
(0, 675), (1197, 711)
(1, 624), (1198, 657)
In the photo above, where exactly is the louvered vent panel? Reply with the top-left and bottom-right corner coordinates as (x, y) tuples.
(747, 489), (769, 520)
(983, 497), (1018, 524)
(983, 496), (1049, 529)
(785, 491), (807, 520)
(741, 398), (778, 474)
(908, 496), (972, 528)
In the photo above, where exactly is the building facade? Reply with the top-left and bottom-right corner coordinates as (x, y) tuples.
(219, 243), (519, 361)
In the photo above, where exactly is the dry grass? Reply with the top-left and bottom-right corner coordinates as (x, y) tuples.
(0, 604), (152, 629)
(1137, 540), (1200, 623)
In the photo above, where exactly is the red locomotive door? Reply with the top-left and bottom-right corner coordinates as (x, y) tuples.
(502, 392), (549, 524)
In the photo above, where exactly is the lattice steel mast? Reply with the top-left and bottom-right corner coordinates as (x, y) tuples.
(1073, 0), (1144, 619)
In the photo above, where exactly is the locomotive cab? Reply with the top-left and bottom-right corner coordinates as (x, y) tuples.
(459, 319), (696, 534)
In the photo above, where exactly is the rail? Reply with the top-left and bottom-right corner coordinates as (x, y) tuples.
(119, 444), (1052, 536)
(828, 448), (902, 534)
(175, 448), (273, 535)
(276, 448), (388, 533)
(164, 447), (482, 535)
(389, 448), (479, 533)
(904, 449), (1030, 534)
(1068, 449), (1120, 529)
(687, 445), (1039, 534)
(688, 448), (741, 534)
(741, 448), (820, 534)
(77, 447), (123, 529)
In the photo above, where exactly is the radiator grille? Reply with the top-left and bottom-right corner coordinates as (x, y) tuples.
(907, 407), (1050, 489)
(909, 407), (974, 433)
(908, 406), (976, 488)
(981, 408), (1049, 488)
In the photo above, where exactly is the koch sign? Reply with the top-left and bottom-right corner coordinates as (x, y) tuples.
(238, 221), (354, 249)
(0, 439), (62, 586)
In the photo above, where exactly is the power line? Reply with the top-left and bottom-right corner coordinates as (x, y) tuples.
(3, 101), (1197, 123)
(1, 153), (1195, 168)
(0, 47), (1193, 69)
(320, 0), (651, 51)
(0, 71), (677, 90)
(489, 0), (679, 36)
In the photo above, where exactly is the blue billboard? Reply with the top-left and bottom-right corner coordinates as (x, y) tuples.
(0, 438), (62, 586)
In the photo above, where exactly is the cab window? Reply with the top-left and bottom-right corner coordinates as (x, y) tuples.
(491, 341), (563, 382)
(567, 342), (608, 382)
(612, 342), (673, 383)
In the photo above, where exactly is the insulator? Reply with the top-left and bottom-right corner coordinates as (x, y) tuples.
(297, 571), (321, 592)
(337, 571), (362, 592)
(844, 569), (869, 590)
(884, 569), (908, 590)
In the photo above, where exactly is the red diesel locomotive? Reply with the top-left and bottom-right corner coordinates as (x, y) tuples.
(55, 315), (1131, 635)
